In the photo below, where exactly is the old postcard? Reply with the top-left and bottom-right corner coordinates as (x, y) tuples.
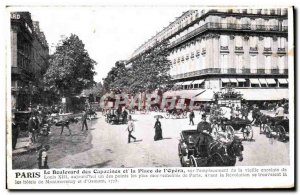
(5, 5), (295, 189)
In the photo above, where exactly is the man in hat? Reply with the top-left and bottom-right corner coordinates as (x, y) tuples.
(196, 114), (212, 157)
(189, 110), (195, 125)
(127, 115), (136, 143)
(38, 145), (50, 169)
(28, 113), (39, 144)
(12, 114), (19, 150)
(196, 114), (211, 134)
(81, 110), (88, 131)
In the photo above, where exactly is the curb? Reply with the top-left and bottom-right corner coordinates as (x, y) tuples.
(12, 144), (43, 156)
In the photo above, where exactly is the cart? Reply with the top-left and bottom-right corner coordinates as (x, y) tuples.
(264, 117), (289, 142)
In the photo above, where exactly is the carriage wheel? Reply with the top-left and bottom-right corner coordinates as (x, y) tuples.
(189, 155), (198, 167)
(165, 113), (170, 119)
(243, 125), (253, 141)
(276, 125), (288, 142)
(259, 123), (264, 134)
(265, 125), (272, 138)
(178, 143), (182, 156)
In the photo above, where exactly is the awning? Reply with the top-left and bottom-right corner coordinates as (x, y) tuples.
(259, 78), (267, 84)
(229, 78), (238, 82)
(265, 79), (276, 84)
(237, 78), (246, 82)
(192, 89), (215, 101)
(192, 79), (205, 85)
(278, 78), (288, 84)
(236, 88), (289, 101)
(221, 78), (230, 83)
(175, 82), (183, 86)
(163, 90), (205, 99)
(181, 81), (194, 85)
(250, 79), (260, 84)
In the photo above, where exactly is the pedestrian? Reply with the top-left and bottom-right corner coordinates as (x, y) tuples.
(241, 104), (249, 120)
(59, 120), (72, 136)
(28, 113), (39, 144)
(38, 145), (50, 169)
(12, 114), (19, 150)
(81, 110), (88, 131)
(189, 110), (195, 125)
(122, 109), (128, 124)
(275, 104), (285, 120)
(127, 115), (136, 143)
(154, 118), (163, 141)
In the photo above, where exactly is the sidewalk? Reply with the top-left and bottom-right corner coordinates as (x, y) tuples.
(12, 137), (42, 155)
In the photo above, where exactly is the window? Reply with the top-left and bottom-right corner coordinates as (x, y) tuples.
(265, 55), (272, 74)
(264, 37), (272, 48)
(220, 35), (229, 47)
(235, 36), (243, 48)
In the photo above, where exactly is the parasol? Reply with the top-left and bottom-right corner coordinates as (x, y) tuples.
(154, 115), (164, 119)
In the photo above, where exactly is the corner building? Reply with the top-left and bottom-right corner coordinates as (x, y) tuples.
(128, 8), (290, 103)
(11, 12), (49, 110)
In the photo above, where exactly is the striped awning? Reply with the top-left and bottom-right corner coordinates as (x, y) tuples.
(250, 78), (260, 84)
(259, 78), (267, 84)
(266, 79), (276, 84)
(221, 78), (230, 83)
(229, 78), (238, 82)
(192, 79), (205, 84)
(237, 78), (246, 82)
(278, 78), (288, 84)
(181, 81), (194, 85)
(236, 88), (289, 101)
(174, 82), (183, 86)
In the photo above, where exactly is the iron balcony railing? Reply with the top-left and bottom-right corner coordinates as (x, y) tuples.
(172, 68), (288, 79)
(170, 22), (288, 48)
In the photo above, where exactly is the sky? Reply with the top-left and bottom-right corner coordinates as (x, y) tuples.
(23, 6), (188, 83)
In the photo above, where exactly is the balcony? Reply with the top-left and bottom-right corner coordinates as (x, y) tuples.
(220, 46), (229, 54)
(277, 48), (286, 55)
(171, 68), (288, 79)
(249, 47), (258, 54)
(170, 22), (288, 48)
(235, 46), (244, 53)
(263, 47), (272, 55)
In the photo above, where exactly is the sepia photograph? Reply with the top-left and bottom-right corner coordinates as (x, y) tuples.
(5, 5), (295, 190)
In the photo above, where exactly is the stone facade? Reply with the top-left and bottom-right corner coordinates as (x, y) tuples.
(11, 12), (49, 110)
(128, 9), (289, 93)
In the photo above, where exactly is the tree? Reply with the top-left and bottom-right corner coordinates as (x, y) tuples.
(129, 40), (173, 93)
(44, 34), (96, 97)
(103, 61), (129, 92)
(103, 41), (174, 95)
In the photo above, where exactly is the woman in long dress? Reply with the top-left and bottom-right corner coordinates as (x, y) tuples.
(154, 118), (163, 141)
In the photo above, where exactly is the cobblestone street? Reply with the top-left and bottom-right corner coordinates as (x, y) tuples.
(12, 111), (290, 169)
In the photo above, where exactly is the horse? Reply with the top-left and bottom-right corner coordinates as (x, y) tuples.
(193, 133), (244, 166)
(256, 113), (269, 134)
(87, 109), (97, 120)
(207, 138), (244, 166)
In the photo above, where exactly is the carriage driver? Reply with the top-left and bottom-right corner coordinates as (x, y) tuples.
(196, 114), (212, 157)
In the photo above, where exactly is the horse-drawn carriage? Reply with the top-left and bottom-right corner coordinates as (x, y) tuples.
(264, 117), (289, 141)
(105, 109), (128, 125)
(221, 118), (253, 141)
(178, 130), (244, 167)
(165, 108), (187, 119)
